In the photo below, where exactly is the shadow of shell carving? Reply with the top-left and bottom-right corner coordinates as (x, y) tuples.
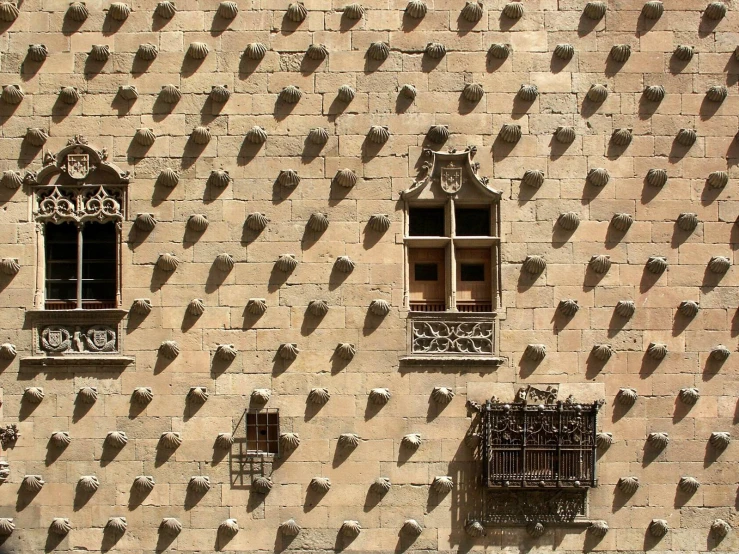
(208, 169), (233, 188)
(309, 388), (330, 405)
(592, 343), (614, 361)
(187, 298), (205, 316)
(707, 171), (729, 189)
(524, 344), (546, 361)
(252, 476), (273, 494)
(557, 212), (580, 231)
(708, 256), (730, 274)
(611, 128), (632, 146)
(133, 475), (155, 492)
(67, 2), (88, 21)
(705, 1), (727, 20)
(277, 169), (300, 187)
(157, 167), (179, 188)
(610, 44), (631, 63)
(711, 344), (731, 361)
(306, 44), (328, 61)
(337, 85), (355, 102)
(160, 432), (182, 449)
(518, 84), (539, 101)
(26, 128), (49, 146)
(617, 476), (639, 494)
(244, 42), (267, 60)
(106, 517), (127, 534)
(276, 254), (298, 273)
(583, 1), (606, 19)
(647, 342), (668, 360)
(307, 213), (329, 232)
(646, 256), (668, 274)
(245, 213), (269, 231)
(343, 3), (364, 19)
(59, 86), (80, 104)
(209, 85), (231, 103)
(336, 342), (356, 360)
(431, 386), (454, 405)
(678, 388), (700, 405)
(403, 519), (423, 536)
(589, 254), (611, 274)
(286, 1), (307, 21)
(215, 344), (238, 362)
(678, 476), (700, 494)
(334, 256), (355, 274)
(617, 387), (638, 406)
(187, 214), (209, 232)
(134, 128), (156, 146)
(157, 253), (179, 272)
(279, 85), (302, 104)
(214, 253), (235, 272)
(369, 299), (390, 316)
(554, 43), (574, 60)
(462, 83), (484, 102)
(676, 128), (697, 146)
(340, 521), (361, 538)
(186, 42), (209, 59)
(611, 213), (633, 232)
(558, 299), (579, 317)
(405, 0), (426, 18)
(710, 432), (731, 450)
(425, 42), (446, 59)
(279, 343), (299, 361)
(310, 476), (331, 492)
(0, 1), (19, 22)
(219, 519), (239, 537)
(706, 85), (728, 102)
(586, 84), (608, 103)
(427, 125), (449, 143)
(0, 343), (16, 359)
(131, 298), (152, 315)
(368, 41), (390, 61)
(160, 518), (181, 536)
(499, 124), (521, 143)
(191, 126), (210, 145)
(647, 432), (669, 450)
(188, 476), (210, 492)
(252, 389), (271, 404)
(309, 127), (329, 145)
(106, 431), (128, 448)
(308, 300), (329, 317)
(215, 433), (234, 449)
(216, 0), (237, 17)
(132, 387), (153, 405)
(78, 386), (97, 404)
(615, 300), (635, 318)
(502, 1), (524, 19)
(50, 518), (72, 536)
(369, 388), (391, 405)
(246, 125), (267, 144)
(711, 519), (731, 538)
(159, 340), (179, 359)
(461, 1), (483, 22)
(280, 432), (300, 450)
(642, 0), (663, 19)
(372, 477), (391, 494)
(0, 258), (19, 275)
(554, 126), (575, 144)
(596, 432), (613, 448)
(649, 519), (668, 538)
(522, 169), (545, 188)
(281, 519), (301, 536)
(589, 520), (609, 538)
(587, 167), (610, 187)
(402, 433), (422, 449)
(338, 433), (360, 449)
(137, 43), (158, 60)
(368, 214), (391, 232)
(432, 475), (454, 493)
(78, 475), (99, 492)
(134, 213), (156, 232)
(368, 125), (390, 144)
(643, 85), (665, 102)
(24, 386), (44, 403)
(89, 45), (110, 62)
(246, 298), (268, 316)
(22, 475), (44, 492)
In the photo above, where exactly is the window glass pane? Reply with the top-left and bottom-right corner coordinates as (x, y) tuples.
(82, 222), (116, 301)
(409, 207), (445, 236)
(455, 207), (490, 236)
(414, 263), (438, 281)
(45, 222), (77, 301)
(461, 263), (485, 281)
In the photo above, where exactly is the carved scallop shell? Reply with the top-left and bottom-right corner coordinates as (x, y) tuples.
(465, 520), (485, 537)
(116, 85), (139, 102)
(252, 476), (273, 494)
(552, 126), (575, 145)
(587, 167), (610, 187)
(707, 171), (729, 189)
(518, 84), (539, 101)
(589, 254), (611, 274)
(558, 299), (580, 317)
(405, 0), (426, 18)
(156, 167), (179, 188)
(615, 300), (635, 318)
(344, 3), (363, 19)
(279, 85), (302, 104)
(214, 253), (234, 272)
(245, 298), (267, 316)
(185, 298), (205, 317)
(216, 0), (237, 18)
(596, 432), (613, 448)
(131, 298), (152, 315)
(678, 387), (700, 405)
(134, 128), (156, 146)
(67, 2), (88, 21)
(189, 476), (210, 492)
(215, 432), (234, 449)
(277, 169), (300, 188)
(646, 256), (668, 274)
(26, 128), (49, 146)
(106, 431), (128, 448)
(586, 84), (608, 103)
(207, 85), (231, 104)
(251, 388), (271, 403)
(137, 43), (158, 60)
(678, 476), (700, 494)
(672, 45), (694, 62)
(281, 519), (301, 536)
(432, 475), (453, 493)
(368, 125), (390, 144)
(705, 1), (727, 20)
(676, 128), (697, 146)
(371, 477), (391, 493)
(187, 42), (209, 59)
(0, 1), (18, 22)
(78, 475), (99, 492)
(710, 431), (730, 450)
(647, 342), (668, 360)
(50, 518), (71, 536)
(191, 126), (211, 145)
(244, 42), (267, 60)
(489, 43), (511, 60)
(618, 476), (639, 494)
(0, 343), (16, 359)
(286, 1), (307, 22)
(711, 344), (731, 361)
(0, 518), (14, 536)
(278, 343), (299, 360)
(527, 522), (545, 538)
(159, 340), (179, 359)
(335, 342), (355, 361)
(308, 387), (330, 405)
(399, 84), (417, 101)
(617, 387), (638, 406)
(369, 388), (390, 405)
(276, 254), (298, 273)
(155, 0), (176, 18)
(310, 476), (331, 492)
(642, 0), (663, 19)
(133, 475), (155, 492)
(78, 386), (97, 404)
(22, 474), (44, 492)
(647, 432), (669, 449)
(643, 85), (665, 102)
(522, 169), (545, 188)
(157, 253), (180, 272)
(209, 169), (233, 188)
(524, 344), (547, 361)
(502, 1), (524, 19)
(0, 258), (19, 275)
(132, 387), (153, 405)
(160, 518), (182, 535)
(611, 44), (631, 63)
(246, 126), (267, 144)
(184, 214), (208, 233)
(307, 300), (329, 318)
(307, 213), (329, 233)
(499, 124), (521, 143)
(589, 520), (609, 538)
(308, 127), (329, 145)
(89, 44), (110, 62)
(611, 128), (632, 146)
(338, 433), (360, 449)
(106, 517), (127, 534)
(337, 85), (355, 102)
(427, 125), (449, 143)
(217, 519), (238, 539)
(425, 42), (446, 59)
(554, 43), (574, 60)
(188, 387), (209, 403)
(59, 86), (79, 105)
(402, 433), (421, 449)
(341, 520), (362, 538)
(159, 432), (182, 449)
(431, 386), (455, 405)
(24, 386), (44, 403)
(611, 213), (633, 232)
(280, 432), (300, 450)
(583, 1), (606, 19)
(134, 213), (157, 232)
(215, 344), (237, 362)
(369, 299), (390, 316)
(592, 343), (614, 361)
(645, 168), (667, 188)
(461, 1), (483, 22)
(368, 41), (390, 61)
(462, 83), (484, 103)
(708, 256), (730, 274)
(706, 84), (728, 103)
(649, 519), (668, 538)
(557, 212), (580, 231)
(403, 519), (423, 536)
(523, 255), (546, 274)
(333, 257), (355, 276)
(711, 519), (731, 538)
(368, 214), (391, 232)
(245, 213), (269, 231)
(306, 43), (328, 61)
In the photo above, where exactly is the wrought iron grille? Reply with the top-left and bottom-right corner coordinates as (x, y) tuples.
(244, 409), (279, 456)
(482, 399), (600, 489)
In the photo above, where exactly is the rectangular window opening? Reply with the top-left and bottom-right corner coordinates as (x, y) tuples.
(409, 248), (446, 312)
(460, 263), (485, 282)
(409, 207), (445, 237)
(414, 263), (438, 281)
(455, 207), (490, 236)
(245, 409), (280, 455)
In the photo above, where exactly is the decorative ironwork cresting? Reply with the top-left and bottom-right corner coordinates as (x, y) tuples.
(411, 319), (493, 354)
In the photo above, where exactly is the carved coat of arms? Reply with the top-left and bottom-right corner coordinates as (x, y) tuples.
(66, 150), (90, 180)
(440, 162), (463, 194)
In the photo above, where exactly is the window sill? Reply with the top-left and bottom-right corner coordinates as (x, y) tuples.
(20, 355), (134, 369)
(25, 308), (128, 323)
(400, 355), (505, 367)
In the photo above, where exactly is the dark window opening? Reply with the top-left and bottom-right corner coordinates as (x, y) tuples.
(461, 263), (485, 282)
(414, 263), (438, 281)
(455, 207), (490, 236)
(409, 207), (445, 237)
(245, 410), (279, 455)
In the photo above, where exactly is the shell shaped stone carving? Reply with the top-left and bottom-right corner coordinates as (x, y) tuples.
(0, 1), (19, 22)
(643, 85), (665, 102)
(67, 2), (88, 21)
(646, 168), (667, 187)
(710, 432), (731, 450)
(554, 43), (574, 60)
(589, 254), (611, 274)
(527, 522), (545, 538)
(372, 477), (391, 493)
(252, 476), (273, 494)
(705, 1), (727, 20)
(368, 214), (391, 232)
(678, 476), (700, 494)
(276, 254), (298, 273)
(343, 3), (364, 19)
(217, 0), (237, 18)
(403, 519), (423, 536)
(463, 83), (484, 102)
(134, 128), (156, 146)
(368, 125), (390, 144)
(642, 0), (663, 19)
(524, 344), (547, 361)
(279, 343), (299, 360)
(405, 0), (426, 18)
(499, 124), (521, 143)
(369, 299), (390, 316)
(707, 171), (729, 189)
(215, 433), (234, 449)
(335, 256), (355, 274)
(219, 518), (239, 537)
(308, 387), (330, 405)
(615, 300), (635, 318)
(554, 126), (576, 144)
(188, 387), (209, 403)
(338, 433), (360, 449)
(589, 520), (609, 538)
(610, 44), (631, 63)
(306, 44), (328, 61)
(518, 84), (539, 101)
(106, 431), (128, 449)
(425, 42), (446, 59)
(611, 213), (634, 232)
(78, 475), (99, 492)
(431, 386), (455, 405)
(132, 387), (153, 405)
(0, 343), (16, 359)
(711, 519), (731, 538)
(502, 1), (524, 19)
(186, 298), (205, 316)
(649, 519), (669, 538)
(134, 213), (157, 231)
(281, 519), (301, 536)
(245, 212), (269, 231)
(617, 387), (638, 406)
(341, 520), (362, 538)
(28, 44), (48, 62)
(587, 167), (610, 187)
(160, 518), (182, 535)
(78, 386), (97, 404)
(586, 84), (608, 103)
(489, 43), (511, 59)
(647, 342), (668, 360)
(89, 44), (110, 62)
(160, 432), (182, 449)
(286, 1), (307, 22)
(432, 475), (454, 493)
(187, 214), (209, 232)
(59, 86), (80, 105)
(592, 343), (614, 361)
(583, 1), (606, 19)
(558, 299), (580, 317)
(618, 476), (639, 494)
(367, 41), (390, 61)
(24, 386), (44, 403)
(307, 300), (329, 317)
(310, 476), (331, 492)
(307, 213), (329, 233)
(336, 342), (356, 361)
(647, 432), (669, 449)
(646, 256), (668, 274)
(280, 432), (300, 450)
(465, 520), (485, 537)
(337, 85), (355, 102)
(244, 42), (267, 60)
(106, 517), (127, 534)
(251, 388), (272, 403)
(708, 256), (730, 274)
(187, 42), (209, 59)
(246, 298), (268, 316)
(208, 169), (233, 188)
(188, 475), (210, 493)
(402, 433), (422, 449)
(678, 387), (700, 405)
(22, 474), (45, 492)
(611, 128), (632, 146)
(596, 432), (613, 448)
(427, 125), (449, 143)
(50, 518), (72, 536)
(191, 126), (211, 145)
(400, 84), (417, 99)
(209, 85), (230, 103)
(215, 344), (238, 362)
(277, 169), (300, 187)
(26, 128), (49, 146)
(137, 43), (158, 60)
(0, 258), (20, 275)
(131, 298), (152, 315)
(279, 85), (302, 104)
(214, 253), (235, 272)
(133, 475), (155, 492)
(706, 85), (728, 103)
(155, 0), (175, 18)
(309, 127), (330, 145)
(157, 167), (179, 188)
(674, 45), (695, 61)
(676, 128), (697, 146)
(461, 1), (483, 22)
(159, 340), (180, 359)
(522, 169), (545, 188)
(246, 126), (268, 144)
(157, 253), (180, 272)
(369, 388), (391, 405)
(0, 518), (14, 536)
(711, 344), (731, 361)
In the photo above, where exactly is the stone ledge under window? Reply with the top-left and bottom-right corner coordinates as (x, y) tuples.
(400, 355), (506, 367)
(20, 355), (134, 369)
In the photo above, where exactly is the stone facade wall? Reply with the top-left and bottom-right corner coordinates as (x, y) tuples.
(0, 0), (738, 552)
